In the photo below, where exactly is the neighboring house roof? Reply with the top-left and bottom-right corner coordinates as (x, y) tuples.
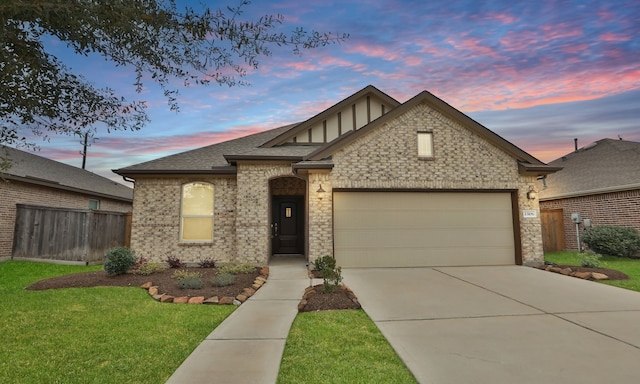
(1, 145), (133, 202)
(539, 138), (640, 200)
(115, 85), (559, 178)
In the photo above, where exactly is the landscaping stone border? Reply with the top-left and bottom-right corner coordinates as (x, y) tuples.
(537, 265), (609, 280)
(139, 267), (269, 305)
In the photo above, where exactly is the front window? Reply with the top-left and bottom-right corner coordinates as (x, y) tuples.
(181, 182), (214, 242)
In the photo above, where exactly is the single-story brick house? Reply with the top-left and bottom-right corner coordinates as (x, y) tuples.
(114, 85), (560, 267)
(538, 138), (640, 253)
(0, 145), (133, 261)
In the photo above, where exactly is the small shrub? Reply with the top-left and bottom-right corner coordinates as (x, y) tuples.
(582, 225), (640, 258)
(131, 261), (167, 276)
(131, 256), (148, 270)
(580, 252), (602, 268)
(171, 269), (193, 280)
(103, 247), (136, 276)
(198, 257), (216, 268)
(218, 262), (256, 275)
(177, 275), (203, 289)
(211, 272), (235, 287)
(165, 255), (186, 268)
(322, 266), (343, 293)
(313, 255), (336, 272)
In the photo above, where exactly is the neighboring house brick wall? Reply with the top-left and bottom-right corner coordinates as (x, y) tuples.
(540, 189), (640, 252)
(0, 179), (131, 260)
(308, 103), (544, 265)
(130, 177), (237, 263)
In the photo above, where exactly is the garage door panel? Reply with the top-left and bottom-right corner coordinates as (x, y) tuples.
(334, 192), (515, 267)
(334, 228), (513, 248)
(334, 210), (512, 229)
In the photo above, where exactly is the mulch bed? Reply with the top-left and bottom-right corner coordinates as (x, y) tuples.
(27, 267), (260, 299)
(26, 267), (360, 311)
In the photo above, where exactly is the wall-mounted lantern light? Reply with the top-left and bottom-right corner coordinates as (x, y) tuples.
(526, 186), (538, 200)
(317, 184), (326, 193)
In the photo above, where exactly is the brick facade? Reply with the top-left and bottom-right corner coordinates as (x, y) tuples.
(540, 189), (640, 252)
(306, 103), (544, 265)
(0, 179), (131, 260)
(130, 176), (238, 263)
(127, 103), (546, 267)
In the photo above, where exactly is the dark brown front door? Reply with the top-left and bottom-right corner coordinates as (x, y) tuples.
(272, 197), (303, 254)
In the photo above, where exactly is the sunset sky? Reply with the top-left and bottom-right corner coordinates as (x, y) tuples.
(24, 0), (640, 184)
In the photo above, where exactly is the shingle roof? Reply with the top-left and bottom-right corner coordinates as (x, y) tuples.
(1, 145), (133, 202)
(114, 123), (320, 174)
(539, 138), (640, 199)
(115, 85), (558, 178)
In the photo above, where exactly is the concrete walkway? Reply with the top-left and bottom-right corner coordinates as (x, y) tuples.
(166, 255), (309, 384)
(343, 266), (640, 384)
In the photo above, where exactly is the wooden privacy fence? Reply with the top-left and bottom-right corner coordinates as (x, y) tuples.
(12, 204), (132, 264)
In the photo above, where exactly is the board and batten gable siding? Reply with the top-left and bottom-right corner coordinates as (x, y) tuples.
(129, 177), (237, 263)
(289, 95), (391, 143)
(0, 179), (131, 261)
(306, 102), (543, 265)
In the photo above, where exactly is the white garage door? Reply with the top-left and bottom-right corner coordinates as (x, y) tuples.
(333, 192), (515, 267)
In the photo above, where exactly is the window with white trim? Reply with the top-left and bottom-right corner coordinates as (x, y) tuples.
(88, 199), (100, 210)
(180, 182), (214, 242)
(417, 131), (434, 158)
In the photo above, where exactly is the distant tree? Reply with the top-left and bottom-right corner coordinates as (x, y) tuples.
(0, 0), (347, 168)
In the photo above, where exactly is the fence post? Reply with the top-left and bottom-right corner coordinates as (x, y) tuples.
(83, 210), (92, 265)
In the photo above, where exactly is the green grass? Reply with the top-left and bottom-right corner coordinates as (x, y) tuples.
(545, 251), (640, 292)
(0, 261), (235, 384)
(277, 310), (417, 384)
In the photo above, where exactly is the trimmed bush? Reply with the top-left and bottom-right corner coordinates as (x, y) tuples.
(580, 252), (601, 268)
(583, 225), (640, 258)
(313, 255), (336, 272)
(218, 262), (256, 275)
(211, 272), (235, 287)
(104, 247), (136, 276)
(131, 261), (167, 276)
(177, 275), (204, 289)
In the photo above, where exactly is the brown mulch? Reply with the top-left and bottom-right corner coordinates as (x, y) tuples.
(543, 265), (629, 280)
(26, 267), (260, 299)
(26, 267), (359, 311)
(300, 284), (361, 312)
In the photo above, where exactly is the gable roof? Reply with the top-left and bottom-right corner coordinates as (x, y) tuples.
(115, 86), (559, 178)
(539, 138), (640, 199)
(2, 146), (132, 202)
(302, 90), (560, 176)
(261, 85), (401, 147)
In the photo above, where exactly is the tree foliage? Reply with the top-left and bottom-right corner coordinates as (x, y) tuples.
(0, 0), (347, 160)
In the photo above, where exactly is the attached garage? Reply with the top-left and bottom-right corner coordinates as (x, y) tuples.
(333, 191), (518, 267)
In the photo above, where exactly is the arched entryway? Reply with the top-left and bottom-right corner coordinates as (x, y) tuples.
(269, 177), (306, 256)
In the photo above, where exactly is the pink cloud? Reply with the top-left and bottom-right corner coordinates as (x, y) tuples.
(345, 43), (400, 61)
(600, 32), (631, 42)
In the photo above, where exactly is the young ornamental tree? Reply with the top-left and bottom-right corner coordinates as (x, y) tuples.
(0, 0), (347, 168)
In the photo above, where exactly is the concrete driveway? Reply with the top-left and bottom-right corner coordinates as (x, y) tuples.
(342, 266), (640, 384)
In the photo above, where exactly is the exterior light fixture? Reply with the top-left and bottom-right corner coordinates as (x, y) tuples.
(316, 184), (326, 193)
(527, 186), (538, 200)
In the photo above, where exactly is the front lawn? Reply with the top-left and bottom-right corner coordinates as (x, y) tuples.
(2, 261), (415, 384)
(0, 261), (234, 384)
(278, 310), (417, 384)
(545, 251), (640, 292)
